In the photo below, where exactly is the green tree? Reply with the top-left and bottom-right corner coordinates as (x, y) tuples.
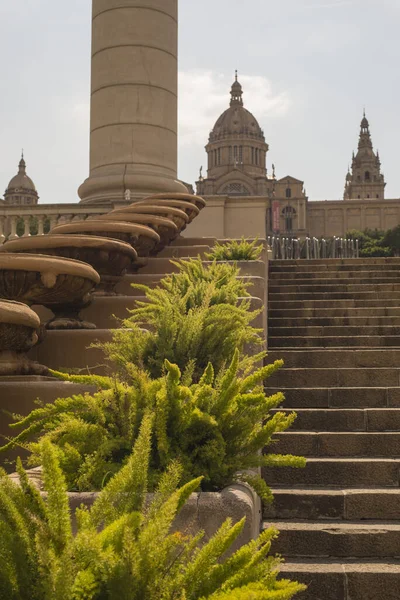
(0, 418), (305, 599)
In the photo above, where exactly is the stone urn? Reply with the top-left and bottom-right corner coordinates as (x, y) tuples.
(144, 192), (206, 211)
(0, 300), (48, 376)
(134, 198), (200, 223)
(51, 221), (160, 260)
(2, 235), (137, 297)
(111, 204), (189, 231)
(0, 254), (100, 330)
(96, 211), (179, 252)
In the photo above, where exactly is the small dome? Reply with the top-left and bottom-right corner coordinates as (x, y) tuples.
(6, 156), (36, 192)
(209, 74), (264, 142)
(361, 110), (369, 131)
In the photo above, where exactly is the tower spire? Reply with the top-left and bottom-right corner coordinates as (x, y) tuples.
(230, 70), (243, 106)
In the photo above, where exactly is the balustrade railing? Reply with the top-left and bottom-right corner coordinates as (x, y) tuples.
(268, 236), (359, 260)
(0, 204), (112, 244)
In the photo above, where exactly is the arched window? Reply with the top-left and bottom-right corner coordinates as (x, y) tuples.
(255, 148), (259, 164)
(217, 148), (221, 166)
(365, 171), (370, 181)
(229, 146), (233, 164)
(239, 146), (243, 163)
(286, 188), (292, 199)
(282, 205), (296, 232)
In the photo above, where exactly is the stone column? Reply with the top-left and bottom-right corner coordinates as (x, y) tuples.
(37, 216), (45, 236)
(79, 0), (187, 205)
(0, 218), (5, 244)
(9, 217), (18, 240)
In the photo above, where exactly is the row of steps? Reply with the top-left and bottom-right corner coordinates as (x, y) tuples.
(264, 258), (400, 599)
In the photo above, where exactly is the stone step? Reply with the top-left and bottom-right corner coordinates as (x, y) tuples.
(157, 244), (210, 258)
(263, 458), (400, 486)
(269, 291), (400, 301)
(269, 307), (400, 318)
(279, 559), (400, 600)
(270, 271), (400, 281)
(265, 386), (400, 408)
(269, 367), (400, 388)
(171, 236), (217, 246)
(269, 298), (400, 309)
(265, 488), (400, 521)
(270, 283), (400, 293)
(268, 335), (400, 347)
(269, 325), (400, 337)
(272, 408), (400, 432)
(274, 432), (400, 457)
(270, 257), (400, 267)
(266, 348), (400, 368)
(116, 273), (265, 299)
(140, 258), (266, 277)
(266, 520), (400, 559)
(269, 316), (400, 327)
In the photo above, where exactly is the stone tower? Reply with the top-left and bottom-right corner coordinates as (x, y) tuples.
(79, 0), (187, 205)
(344, 112), (385, 200)
(197, 73), (269, 196)
(4, 154), (39, 206)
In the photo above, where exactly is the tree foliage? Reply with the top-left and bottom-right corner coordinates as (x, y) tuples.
(1, 351), (305, 497)
(205, 238), (263, 262)
(0, 420), (305, 599)
(100, 258), (263, 382)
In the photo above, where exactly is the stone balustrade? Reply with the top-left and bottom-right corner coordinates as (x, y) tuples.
(0, 204), (112, 244)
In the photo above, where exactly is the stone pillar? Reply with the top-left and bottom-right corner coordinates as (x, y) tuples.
(9, 217), (18, 240)
(0, 218), (5, 244)
(37, 216), (45, 236)
(79, 0), (187, 205)
(22, 217), (31, 237)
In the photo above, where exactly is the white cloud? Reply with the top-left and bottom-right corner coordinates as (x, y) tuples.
(178, 70), (290, 147)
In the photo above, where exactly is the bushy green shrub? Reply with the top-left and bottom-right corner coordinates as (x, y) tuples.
(0, 417), (305, 599)
(100, 258), (263, 382)
(206, 238), (263, 262)
(346, 228), (391, 257)
(1, 351), (305, 497)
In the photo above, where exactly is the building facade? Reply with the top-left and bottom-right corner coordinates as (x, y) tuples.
(194, 75), (400, 239)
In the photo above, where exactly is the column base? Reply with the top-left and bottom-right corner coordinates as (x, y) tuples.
(78, 172), (188, 206)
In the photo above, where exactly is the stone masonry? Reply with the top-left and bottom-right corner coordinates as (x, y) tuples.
(264, 257), (400, 600)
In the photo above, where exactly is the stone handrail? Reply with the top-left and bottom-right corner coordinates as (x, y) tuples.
(0, 204), (111, 244)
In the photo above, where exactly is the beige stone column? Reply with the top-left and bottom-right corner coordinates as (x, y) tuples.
(79, 0), (186, 205)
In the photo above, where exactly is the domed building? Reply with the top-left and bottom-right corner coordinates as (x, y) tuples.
(197, 73), (270, 197)
(4, 154), (39, 206)
(196, 74), (308, 236)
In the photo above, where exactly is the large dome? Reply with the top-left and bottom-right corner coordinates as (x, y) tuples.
(209, 75), (265, 142)
(6, 156), (36, 192)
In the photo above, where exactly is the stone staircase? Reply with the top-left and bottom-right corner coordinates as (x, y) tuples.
(263, 258), (400, 600)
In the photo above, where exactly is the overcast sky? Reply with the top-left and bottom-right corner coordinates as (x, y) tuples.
(0, 0), (399, 204)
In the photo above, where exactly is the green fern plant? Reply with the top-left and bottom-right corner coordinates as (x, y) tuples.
(0, 416), (306, 599)
(206, 238), (263, 262)
(1, 351), (305, 497)
(98, 258), (263, 381)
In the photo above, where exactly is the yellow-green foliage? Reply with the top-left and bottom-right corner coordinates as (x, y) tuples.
(1, 351), (305, 496)
(99, 258), (263, 381)
(206, 238), (263, 262)
(0, 419), (306, 599)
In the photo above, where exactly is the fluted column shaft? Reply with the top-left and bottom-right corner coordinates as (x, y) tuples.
(79, 0), (186, 204)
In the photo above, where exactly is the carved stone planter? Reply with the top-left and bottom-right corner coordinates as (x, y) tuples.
(2, 235), (137, 297)
(9, 467), (261, 548)
(145, 192), (206, 212)
(0, 300), (48, 376)
(112, 204), (189, 231)
(135, 198), (200, 223)
(51, 221), (160, 262)
(0, 254), (100, 330)
(98, 212), (179, 252)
